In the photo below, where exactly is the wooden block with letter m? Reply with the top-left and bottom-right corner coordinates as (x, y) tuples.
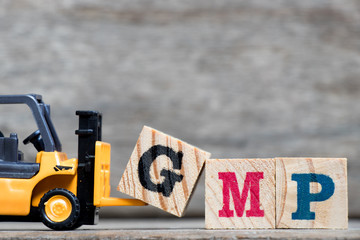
(118, 126), (211, 217)
(205, 158), (275, 229)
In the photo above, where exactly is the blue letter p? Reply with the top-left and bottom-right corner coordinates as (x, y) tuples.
(291, 173), (335, 220)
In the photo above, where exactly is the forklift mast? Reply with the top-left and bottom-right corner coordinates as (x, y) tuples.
(75, 111), (102, 225)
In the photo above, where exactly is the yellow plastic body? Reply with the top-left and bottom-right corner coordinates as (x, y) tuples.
(0, 152), (77, 216)
(93, 141), (146, 207)
(0, 141), (144, 217)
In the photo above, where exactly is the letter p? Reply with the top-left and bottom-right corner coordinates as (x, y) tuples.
(291, 173), (335, 220)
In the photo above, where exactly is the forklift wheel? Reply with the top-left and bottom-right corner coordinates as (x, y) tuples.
(39, 188), (81, 230)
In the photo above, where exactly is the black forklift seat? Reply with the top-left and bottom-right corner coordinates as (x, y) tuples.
(0, 133), (40, 179)
(0, 133), (19, 162)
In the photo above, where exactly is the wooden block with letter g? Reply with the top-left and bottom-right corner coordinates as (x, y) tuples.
(118, 126), (211, 217)
(276, 157), (348, 229)
(205, 158), (275, 229)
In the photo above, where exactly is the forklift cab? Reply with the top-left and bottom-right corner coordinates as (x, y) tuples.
(0, 94), (62, 179)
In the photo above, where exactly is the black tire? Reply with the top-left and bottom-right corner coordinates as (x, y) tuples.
(39, 188), (81, 230)
(67, 219), (83, 230)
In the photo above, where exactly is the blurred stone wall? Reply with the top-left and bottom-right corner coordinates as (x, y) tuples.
(0, 0), (359, 217)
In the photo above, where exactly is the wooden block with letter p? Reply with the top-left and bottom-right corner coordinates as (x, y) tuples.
(276, 157), (348, 229)
(118, 126), (211, 217)
(205, 158), (275, 229)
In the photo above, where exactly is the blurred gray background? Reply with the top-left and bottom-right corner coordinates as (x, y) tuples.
(0, 0), (359, 218)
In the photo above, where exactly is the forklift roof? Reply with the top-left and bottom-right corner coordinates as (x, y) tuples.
(0, 94), (62, 152)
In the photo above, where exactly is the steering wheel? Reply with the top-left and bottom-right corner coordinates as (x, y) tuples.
(23, 130), (45, 152)
(23, 130), (41, 145)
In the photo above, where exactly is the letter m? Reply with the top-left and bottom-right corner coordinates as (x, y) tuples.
(218, 172), (264, 218)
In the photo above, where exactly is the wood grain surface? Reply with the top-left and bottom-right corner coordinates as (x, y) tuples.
(205, 158), (275, 229)
(118, 126), (211, 217)
(1, 219), (360, 239)
(276, 157), (348, 229)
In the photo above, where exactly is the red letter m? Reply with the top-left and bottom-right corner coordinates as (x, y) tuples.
(218, 172), (264, 218)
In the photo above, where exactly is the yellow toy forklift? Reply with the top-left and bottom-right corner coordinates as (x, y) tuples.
(0, 94), (145, 230)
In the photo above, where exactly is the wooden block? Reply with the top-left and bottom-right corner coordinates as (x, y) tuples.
(276, 157), (348, 229)
(205, 158), (275, 229)
(118, 126), (211, 217)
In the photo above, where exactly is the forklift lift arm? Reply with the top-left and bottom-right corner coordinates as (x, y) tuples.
(93, 141), (146, 207)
